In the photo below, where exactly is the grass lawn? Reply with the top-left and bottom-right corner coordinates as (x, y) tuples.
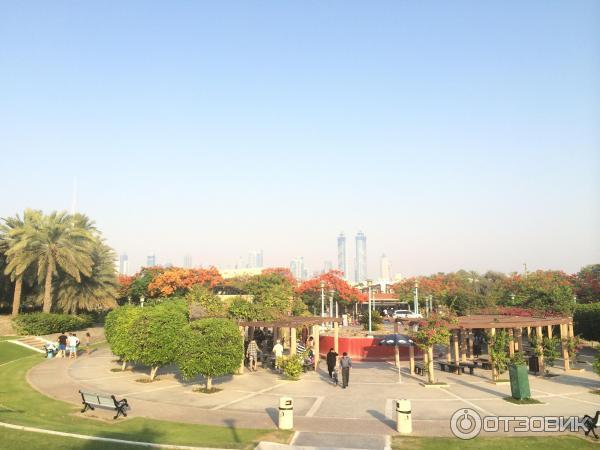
(392, 436), (598, 449)
(0, 427), (143, 450)
(0, 340), (37, 365)
(0, 345), (291, 449)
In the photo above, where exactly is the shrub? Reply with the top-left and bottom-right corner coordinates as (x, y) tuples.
(574, 303), (600, 342)
(13, 313), (93, 335)
(282, 355), (304, 380)
(594, 354), (600, 378)
(488, 329), (510, 377)
(105, 306), (143, 370)
(361, 310), (383, 331)
(510, 351), (527, 367)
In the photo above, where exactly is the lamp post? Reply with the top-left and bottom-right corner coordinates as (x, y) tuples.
(413, 280), (419, 316)
(320, 281), (325, 328)
(429, 295), (433, 314)
(140, 295), (145, 308)
(127, 296), (131, 306)
(425, 296), (429, 317)
(367, 279), (373, 337)
(329, 289), (335, 329)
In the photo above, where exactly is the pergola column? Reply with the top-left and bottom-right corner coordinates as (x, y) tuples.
(446, 337), (452, 363)
(290, 327), (297, 356)
(490, 327), (497, 381)
(312, 324), (320, 370)
(238, 326), (245, 374)
(453, 331), (460, 373)
(468, 330), (474, 360)
(427, 346), (435, 383)
(535, 326), (545, 375)
(560, 323), (570, 371)
(409, 344), (415, 374)
(460, 330), (467, 362)
(333, 321), (339, 354)
(546, 325), (552, 338)
(508, 328), (515, 357)
(516, 328), (524, 352)
(568, 321), (574, 339)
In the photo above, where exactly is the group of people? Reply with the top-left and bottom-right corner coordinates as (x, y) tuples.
(244, 328), (317, 372)
(48, 331), (91, 358)
(326, 348), (353, 388)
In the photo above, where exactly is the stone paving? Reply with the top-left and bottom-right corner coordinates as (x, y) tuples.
(27, 346), (600, 445)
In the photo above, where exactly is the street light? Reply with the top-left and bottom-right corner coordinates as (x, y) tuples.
(329, 289), (335, 329)
(413, 280), (419, 316)
(367, 279), (373, 337)
(140, 295), (145, 308)
(320, 281), (325, 328)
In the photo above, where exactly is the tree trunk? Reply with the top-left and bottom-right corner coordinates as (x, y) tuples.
(42, 265), (53, 313)
(11, 276), (23, 317)
(121, 360), (127, 371)
(427, 346), (436, 384)
(206, 376), (212, 390)
(150, 366), (159, 380)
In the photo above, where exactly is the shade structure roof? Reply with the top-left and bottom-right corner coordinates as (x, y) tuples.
(237, 316), (341, 328)
(396, 314), (572, 330)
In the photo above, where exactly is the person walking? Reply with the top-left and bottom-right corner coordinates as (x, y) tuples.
(272, 339), (284, 371)
(246, 339), (258, 371)
(57, 331), (68, 358)
(67, 333), (80, 359)
(326, 347), (338, 379)
(85, 332), (92, 356)
(339, 352), (352, 388)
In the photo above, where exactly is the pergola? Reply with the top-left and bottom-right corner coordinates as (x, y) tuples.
(236, 316), (341, 373)
(400, 314), (574, 379)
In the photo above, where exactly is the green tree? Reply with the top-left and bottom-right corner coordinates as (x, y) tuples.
(129, 302), (188, 380)
(105, 306), (142, 371)
(487, 330), (510, 380)
(186, 284), (224, 318)
(55, 239), (118, 313)
(177, 318), (243, 390)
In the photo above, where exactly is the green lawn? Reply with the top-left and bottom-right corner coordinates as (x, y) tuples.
(0, 340), (37, 365)
(392, 436), (598, 449)
(0, 348), (290, 449)
(0, 427), (143, 450)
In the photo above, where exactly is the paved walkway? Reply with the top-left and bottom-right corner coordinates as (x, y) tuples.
(27, 347), (600, 446)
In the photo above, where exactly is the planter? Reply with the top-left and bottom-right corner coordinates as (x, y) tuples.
(509, 364), (531, 400)
(528, 355), (539, 374)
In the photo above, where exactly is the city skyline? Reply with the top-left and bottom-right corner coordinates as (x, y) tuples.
(1, 2), (598, 277)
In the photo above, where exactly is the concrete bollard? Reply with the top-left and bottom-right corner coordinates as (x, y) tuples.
(396, 399), (412, 434)
(278, 397), (293, 430)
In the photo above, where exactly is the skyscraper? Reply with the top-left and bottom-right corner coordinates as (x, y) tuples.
(183, 254), (192, 268)
(248, 250), (263, 268)
(146, 254), (156, 267)
(290, 257), (304, 280)
(323, 260), (333, 273)
(355, 231), (367, 283)
(380, 253), (391, 281)
(119, 253), (129, 275)
(337, 233), (347, 279)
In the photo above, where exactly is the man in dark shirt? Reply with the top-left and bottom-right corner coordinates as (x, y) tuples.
(326, 348), (338, 379)
(339, 352), (352, 388)
(57, 332), (68, 358)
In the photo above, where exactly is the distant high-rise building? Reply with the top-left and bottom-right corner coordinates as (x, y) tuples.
(183, 254), (192, 268)
(119, 253), (129, 275)
(337, 233), (347, 279)
(380, 253), (391, 281)
(248, 250), (264, 268)
(147, 254), (156, 267)
(355, 231), (367, 283)
(290, 257), (304, 280)
(164, 261), (173, 268)
(323, 260), (333, 273)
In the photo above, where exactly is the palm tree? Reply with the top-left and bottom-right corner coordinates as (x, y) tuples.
(1, 210), (41, 316)
(8, 211), (95, 313)
(56, 239), (118, 313)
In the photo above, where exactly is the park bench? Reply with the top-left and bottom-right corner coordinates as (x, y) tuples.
(79, 390), (129, 419)
(477, 358), (492, 370)
(459, 362), (477, 375)
(414, 362), (425, 376)
(438, 361), (463, 374)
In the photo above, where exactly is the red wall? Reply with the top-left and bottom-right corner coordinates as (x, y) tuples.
(319, 336), (422, 361)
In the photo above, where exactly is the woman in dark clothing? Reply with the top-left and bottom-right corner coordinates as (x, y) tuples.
(326, 348), (338, 378)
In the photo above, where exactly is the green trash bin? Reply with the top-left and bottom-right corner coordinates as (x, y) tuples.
(509, 364), (531, 399)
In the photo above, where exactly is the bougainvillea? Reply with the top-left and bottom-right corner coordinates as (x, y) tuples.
(412, 313), (455, 349)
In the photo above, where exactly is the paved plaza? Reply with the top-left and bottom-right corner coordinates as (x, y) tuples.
(27, 346), (600, 444)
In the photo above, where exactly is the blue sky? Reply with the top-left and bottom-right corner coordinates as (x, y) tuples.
(1, 1), (599, 277)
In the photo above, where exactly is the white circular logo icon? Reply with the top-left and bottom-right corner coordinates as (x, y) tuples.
(450, 408), (482, 440)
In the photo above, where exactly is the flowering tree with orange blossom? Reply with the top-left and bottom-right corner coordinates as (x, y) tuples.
(148, 267), (223, 297)
(296, 270), (367, 313)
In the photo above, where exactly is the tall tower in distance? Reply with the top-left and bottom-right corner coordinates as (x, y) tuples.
(119, 253), (129, 275)
(183, 254), (192, 268)
(380, 253), (391, 281)
(248, 250), (263, 268)
(337, 233), (347, 279)
(355, 231), (367, 283)
(146, 254), (156, 267)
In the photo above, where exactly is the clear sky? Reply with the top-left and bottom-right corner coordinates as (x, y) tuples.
(1, 1), (599, 277)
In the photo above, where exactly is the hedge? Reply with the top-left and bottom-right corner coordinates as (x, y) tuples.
(13, 313), (94, 336)
(573, 303), (600, 342)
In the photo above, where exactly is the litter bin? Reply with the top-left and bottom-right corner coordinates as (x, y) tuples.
(396, 399), (412, 434)
(528, 355), (539, 374)
(509, 364), (531, 399)
(278, 397), (293, 430)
